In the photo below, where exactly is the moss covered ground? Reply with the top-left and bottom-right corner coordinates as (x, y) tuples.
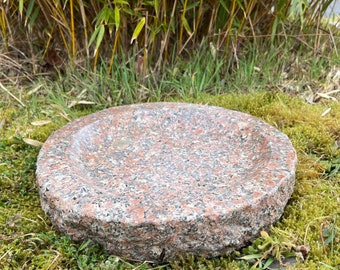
(1, 92), (339, 269)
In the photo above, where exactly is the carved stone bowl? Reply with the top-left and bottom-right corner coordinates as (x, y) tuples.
(36, 102), (297, 262)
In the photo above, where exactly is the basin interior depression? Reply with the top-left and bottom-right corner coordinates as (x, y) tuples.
(36, 102), (297, 262)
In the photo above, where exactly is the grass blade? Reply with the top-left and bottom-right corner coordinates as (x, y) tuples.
(0, 82), (26, 107)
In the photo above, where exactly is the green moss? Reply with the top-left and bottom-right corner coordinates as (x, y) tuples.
(178, 92), (340, 268)
(1, 92), (340, 269)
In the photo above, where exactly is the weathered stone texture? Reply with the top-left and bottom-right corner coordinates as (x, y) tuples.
(36, 103), (297, 262)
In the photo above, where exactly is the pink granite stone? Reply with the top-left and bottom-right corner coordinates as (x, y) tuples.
(36, 102), (297, 262)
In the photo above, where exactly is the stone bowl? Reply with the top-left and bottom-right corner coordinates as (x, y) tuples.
(36, 102), (297, 262)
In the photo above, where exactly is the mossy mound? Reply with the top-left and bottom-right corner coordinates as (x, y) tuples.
(1, 92), (339, 269)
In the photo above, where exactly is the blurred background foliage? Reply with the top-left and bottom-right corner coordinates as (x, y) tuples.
(0, 0), (337, 75)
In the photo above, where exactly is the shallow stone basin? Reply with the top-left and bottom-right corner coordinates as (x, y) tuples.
(36, 102), (297, 262)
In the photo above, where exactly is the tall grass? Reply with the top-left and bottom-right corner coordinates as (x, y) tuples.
(0, 0), (337, 75)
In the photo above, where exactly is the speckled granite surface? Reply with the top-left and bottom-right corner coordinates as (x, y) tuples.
(36, 102), (297, 262)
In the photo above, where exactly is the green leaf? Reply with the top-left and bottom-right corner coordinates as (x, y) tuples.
(182, 16), (192, 35)
(154, 0), (159, 17)
(94, 6), (113, 26)
(130, 17), (145, 44)
(19, 0), (24, 17)
(123, 7), (134, 16)
(25, 0), (40, 28)
(271, 17), (279, 44)
(323, 226), (336, 246)
(79, 239), (92, 251)
(29, 6), (40, 29)
(239, 254), (262, 260)
(95, 25), (105, 54)
(89, 25), (105, 56)
(220, 0), (228, 11)
(263, 257), (274, 268)
(114, 6), (120, 30)
(25, 0), (36, 24)
(89, 26), (99, 47)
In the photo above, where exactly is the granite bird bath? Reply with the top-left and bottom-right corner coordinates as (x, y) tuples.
(36, 102), (297, 262)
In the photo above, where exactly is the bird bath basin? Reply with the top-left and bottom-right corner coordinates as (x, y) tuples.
(36, 102), (297, 262)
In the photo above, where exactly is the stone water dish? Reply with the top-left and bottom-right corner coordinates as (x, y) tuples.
(36, 102), (297, 262)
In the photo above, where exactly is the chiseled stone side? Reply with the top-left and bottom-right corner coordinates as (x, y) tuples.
(36, 102), (297, 262)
